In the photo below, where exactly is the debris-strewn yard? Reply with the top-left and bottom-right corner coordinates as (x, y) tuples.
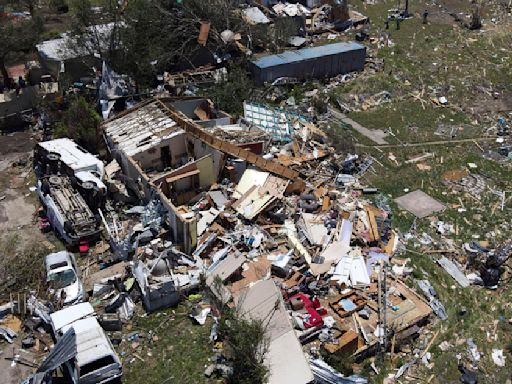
(325, 1), (512, 382)
(336, 0), (512, 144)
(2, 0), (512, 383)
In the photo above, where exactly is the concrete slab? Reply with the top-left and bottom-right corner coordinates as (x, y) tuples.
(394, 190), (445, 218)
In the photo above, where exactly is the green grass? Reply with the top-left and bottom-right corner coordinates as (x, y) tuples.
(120, 306), (220, 384)
(361, 143), (512, 243)
(400, 250), (512, 384)
(329, 0), (512, 144)
(348, 99), (470, 143)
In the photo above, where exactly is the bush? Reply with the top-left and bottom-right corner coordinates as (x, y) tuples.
(54, 96), (101, 153)
(208, 276), (269, 384)
(204, 62), (255, 116)
(220, 314), (269, 384)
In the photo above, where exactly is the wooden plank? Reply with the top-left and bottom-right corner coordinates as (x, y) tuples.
(365, 206), (380, 242)
(166, 169), (200, 184)
(322, 195), (330, 211)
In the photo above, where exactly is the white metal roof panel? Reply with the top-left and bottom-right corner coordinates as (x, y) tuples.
(102, 100), (184, 157)
(38, 138), (104, 176)
(50, 302), (95, 333)
(36, 23), (117, 62)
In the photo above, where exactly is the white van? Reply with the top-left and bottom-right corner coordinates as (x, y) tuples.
(50, 303), (122, 383)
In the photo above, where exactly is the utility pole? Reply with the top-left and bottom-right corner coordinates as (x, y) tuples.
(383, 264), (388, 353)
(377, 260), (388, 364)
(377, 262), (382, 362)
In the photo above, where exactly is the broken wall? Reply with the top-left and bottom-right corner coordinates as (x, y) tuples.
(190, 136), (225, 180)
(165, 198), (197, 254)
(153, 155), (215, 197)
(131, 131), (188, 172)
(168, 99), (231, 127)
(122, 154), (198, 254)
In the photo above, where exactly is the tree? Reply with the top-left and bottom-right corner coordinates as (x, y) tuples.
(54, 96), (101, 153)
(221, 315), (269, 384)
(208, 277), (269, 384)
(0, 16), (42, 84)
(66, 0), (123, 63)
(66, 0), (296, 89)
(204, 62), (254, 116)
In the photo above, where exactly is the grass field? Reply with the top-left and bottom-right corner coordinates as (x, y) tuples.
(120, 305), (221, 384)
(332, 0), (512, 145)
(329, 1), (512, 382)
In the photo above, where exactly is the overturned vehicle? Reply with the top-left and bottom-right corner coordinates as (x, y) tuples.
(37, 175), (101, 245)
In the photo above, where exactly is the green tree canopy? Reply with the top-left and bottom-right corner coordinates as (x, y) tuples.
(54, 96), (101, 153)
(0, 14), (42, 84)
(66, 0), (296, 89)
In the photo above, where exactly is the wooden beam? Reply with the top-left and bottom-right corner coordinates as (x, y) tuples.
(156, 99), (301, 181)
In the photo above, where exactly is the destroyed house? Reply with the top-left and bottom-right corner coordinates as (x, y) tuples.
(102, 97), (302, 254)
(36, 23), (118, 80)
(0, 85), (39, 129)
(102, 99), (214, 254)
(249, 41), (366, 84)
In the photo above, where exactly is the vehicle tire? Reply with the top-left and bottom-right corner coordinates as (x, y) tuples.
(82, 181), (95, 190)
(46, 152), (61, 162)
(63, 221), (73, 234)
(49, 176), (62, 185)
(41, 180), (51, 195)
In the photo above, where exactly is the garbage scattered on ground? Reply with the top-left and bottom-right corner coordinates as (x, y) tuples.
(2, 0), (512, 382)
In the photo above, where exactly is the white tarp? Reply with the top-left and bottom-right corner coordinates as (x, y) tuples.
(243, 7), (271, 24)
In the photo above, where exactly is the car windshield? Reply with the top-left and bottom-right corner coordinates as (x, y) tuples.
(48, 269), (76, 287)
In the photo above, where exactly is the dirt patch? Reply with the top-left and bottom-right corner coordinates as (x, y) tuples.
(442, 169), (469, 182)
(0, 189), (37, 230)
(467, 93), (512, 114)
(0, 131), (37, 155)
(0, 344), (37, 384)
(0, 132), (57, 294)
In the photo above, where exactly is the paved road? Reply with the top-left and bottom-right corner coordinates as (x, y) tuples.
(355, 137), (499, 148)
(329, 107), (389, 145)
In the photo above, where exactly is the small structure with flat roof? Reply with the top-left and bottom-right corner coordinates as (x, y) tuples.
(249, 42), (366, 84)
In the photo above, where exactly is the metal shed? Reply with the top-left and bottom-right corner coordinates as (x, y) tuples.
(249, 41), (366, 84)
